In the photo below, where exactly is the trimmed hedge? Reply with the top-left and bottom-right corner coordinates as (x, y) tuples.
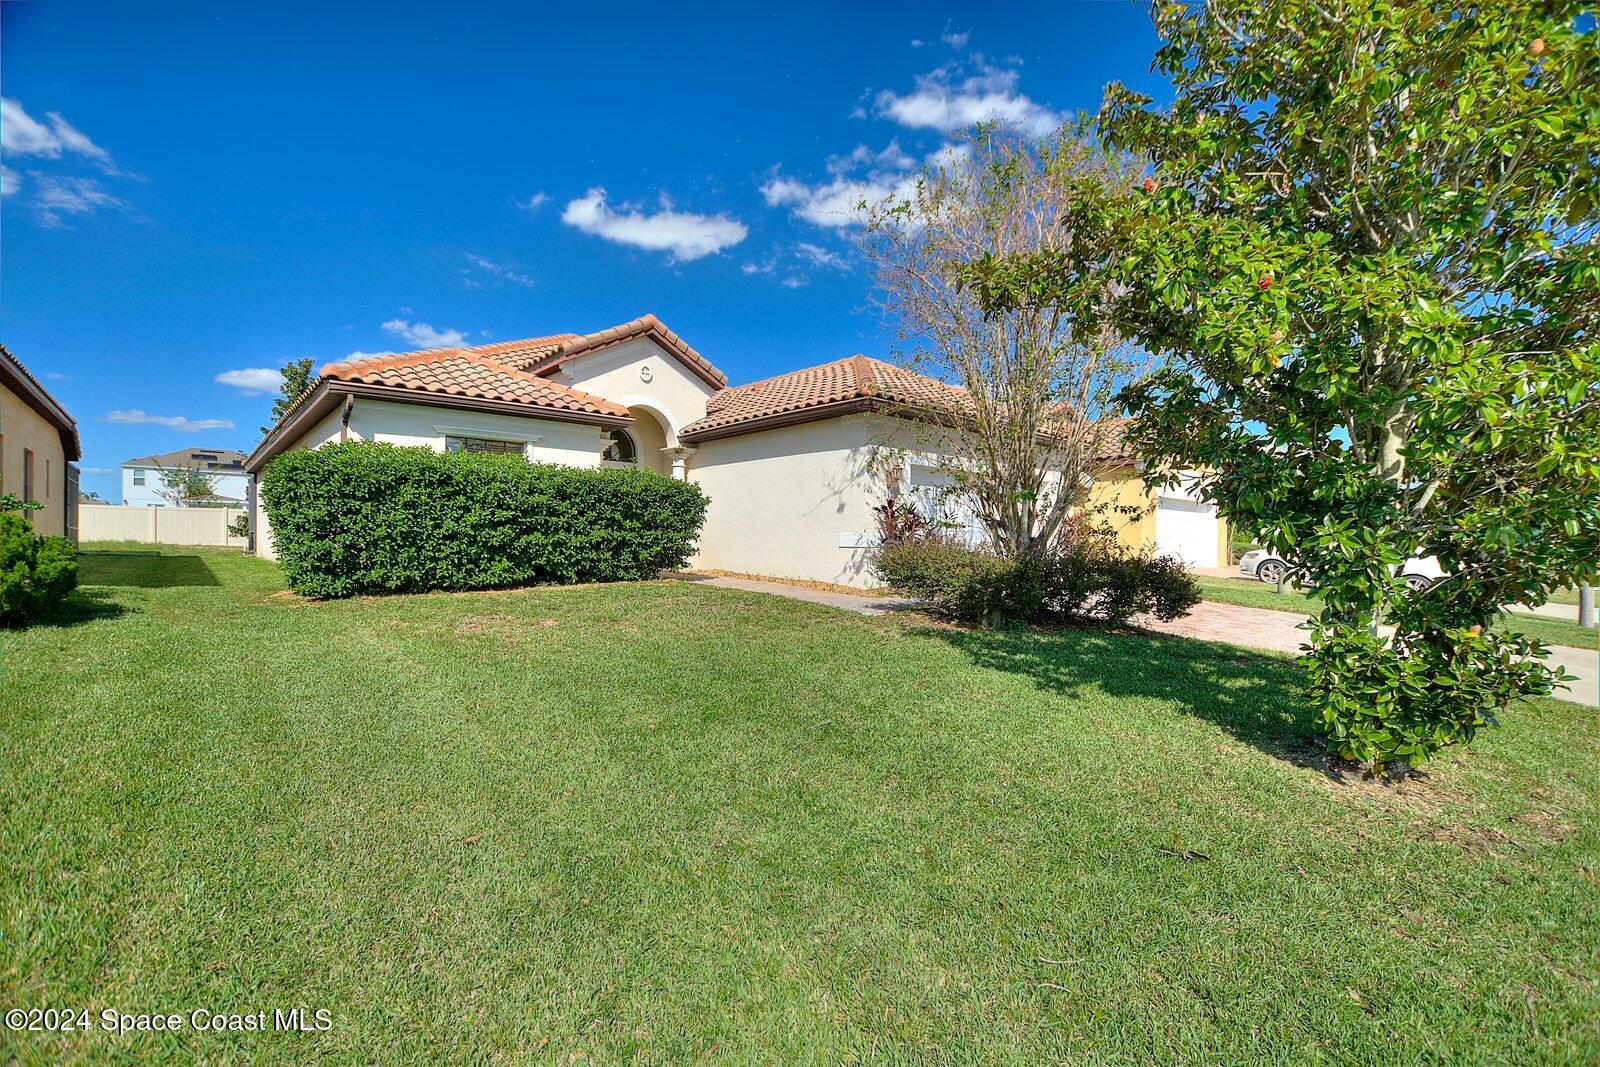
(260, 442), (709, 599)
(0, 503), (78, 627)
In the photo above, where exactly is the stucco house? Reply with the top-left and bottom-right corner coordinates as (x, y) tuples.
(121, 447), (249, 506)
(244, 315), (1227, 585)
(0, 344), (81, 540)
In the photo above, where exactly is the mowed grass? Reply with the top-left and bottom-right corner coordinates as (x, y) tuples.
(1195, 575), (1600, 651)
(3, 546), (1598, 1063)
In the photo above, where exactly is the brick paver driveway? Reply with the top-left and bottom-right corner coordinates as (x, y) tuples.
(1134, 599), (1310, 654)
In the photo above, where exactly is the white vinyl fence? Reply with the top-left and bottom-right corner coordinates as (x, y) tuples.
(79, 504), (249, 548)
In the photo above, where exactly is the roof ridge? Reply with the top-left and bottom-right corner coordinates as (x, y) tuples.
(851, 354), (880, 397)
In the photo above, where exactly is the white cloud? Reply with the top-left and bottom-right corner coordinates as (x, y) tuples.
(781, 277), (809, 289)
(29, 174), (131, 227)
(741, 259), (776, 276)
(80, 466), (117, 476)
(214, 368), (284, 395)
(344, 350), (392, 360)
(795, 242), (847, 269)
(561, 187), (747, 262)
(105, 410), (235, 432)
(382, 318), (467, 348)
(941, 26), (970, 49)
(0, 165), (18, 197)
(762, 143), (969, 229)
(875, 63), (1062, 137)
(518, 192), (550, 212)
(464, 253), (535, 288)
(1, 98), (116, 170)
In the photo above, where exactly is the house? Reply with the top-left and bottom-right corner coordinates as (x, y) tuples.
(244, 315), (1228, 584)
(0, 344), (81, 539)
(122, 448), (249, 506)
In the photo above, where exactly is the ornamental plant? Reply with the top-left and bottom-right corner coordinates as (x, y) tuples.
(0, 494), (78, 627)
(260, 442), (708, 599)
(964, 0), (1600, 768)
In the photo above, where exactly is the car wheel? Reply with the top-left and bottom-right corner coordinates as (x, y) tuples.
(1257, 560), (1287, 585)
(1404, 574), (1434, 592)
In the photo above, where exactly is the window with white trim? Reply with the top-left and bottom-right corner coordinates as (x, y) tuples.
(446, 436), (526, 457)
(132, 471), (146, 485)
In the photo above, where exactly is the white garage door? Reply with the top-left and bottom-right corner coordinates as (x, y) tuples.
(1155, 498), (1219, 568)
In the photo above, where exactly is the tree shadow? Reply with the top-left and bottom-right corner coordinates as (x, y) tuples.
(78, 551), (221, 588)
(915, 621), (1338, 774)
(11, 588), (128, 630)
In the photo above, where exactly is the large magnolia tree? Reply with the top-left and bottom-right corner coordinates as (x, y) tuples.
(969, 0), (1600, 768)
(858, 126), (1147, 557)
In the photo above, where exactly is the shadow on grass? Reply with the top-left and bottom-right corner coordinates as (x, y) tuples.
(78, 552), (221, 589)
(916, 622), (1335, 773)
(12, 588), (127, 630)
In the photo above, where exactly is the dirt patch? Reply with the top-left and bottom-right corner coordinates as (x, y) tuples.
(1518, 808), (1578, 842)
(673, 569), (894, 598)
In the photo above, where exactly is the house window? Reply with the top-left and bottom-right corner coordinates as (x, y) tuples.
(133, 471), (146, 485)
(44, 460), (50, 498)
(601, 429), (637, 463)
(445, 436), (526, 457)
(22, 449), (34, 504)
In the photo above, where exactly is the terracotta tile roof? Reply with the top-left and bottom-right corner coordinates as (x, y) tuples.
(318, 349), (629, 419)
(499, 314), (727, 388)
(680, 355), (971, 439)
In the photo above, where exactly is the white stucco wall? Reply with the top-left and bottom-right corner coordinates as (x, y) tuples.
(253, 397), (608, 559)
(689, 413), (920, 588)
(550, 337), (716, 449)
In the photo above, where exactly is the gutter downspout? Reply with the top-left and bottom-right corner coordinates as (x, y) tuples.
(340, 394), (355, 442)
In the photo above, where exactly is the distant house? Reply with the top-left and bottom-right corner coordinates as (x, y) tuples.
(0, 344), (81, 539)
(122, 447), (249, 506)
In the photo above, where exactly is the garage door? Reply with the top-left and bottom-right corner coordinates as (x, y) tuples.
(1155, 498), (1219, 568)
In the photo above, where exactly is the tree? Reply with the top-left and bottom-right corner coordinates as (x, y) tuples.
(261, 358), (315, 436)
(153, 463), (220, 507)
(970, 0), (1600, 768)
(858, 125), (1148, 557)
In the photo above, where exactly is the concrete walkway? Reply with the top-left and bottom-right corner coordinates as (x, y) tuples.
(678, 573), (1599, 708)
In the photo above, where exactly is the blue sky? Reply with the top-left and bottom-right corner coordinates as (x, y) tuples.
(1, 0), (1168, 500)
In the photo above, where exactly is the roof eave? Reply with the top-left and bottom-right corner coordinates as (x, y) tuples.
(244, 380), (633, 473)
(0, 349), (81, 460)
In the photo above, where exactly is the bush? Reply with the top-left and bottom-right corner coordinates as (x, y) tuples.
(0, 496), (78, 627)
(260, 442), (709, 599)
(874, 529), (1200, 629)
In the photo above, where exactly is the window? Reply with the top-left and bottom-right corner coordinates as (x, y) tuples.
(133, 471), (146, 485)
(22, 449), (34, 504)
(44, 460), (50, 498)
(445, 436), (525, 457)
(601, 429), (637, 463)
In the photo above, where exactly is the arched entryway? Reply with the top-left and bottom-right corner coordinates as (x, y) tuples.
(603, 405), (672, 476)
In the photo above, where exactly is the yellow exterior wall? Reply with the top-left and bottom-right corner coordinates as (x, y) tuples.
(0, 382), (69, 537)
(1086, 464), (1231, 568)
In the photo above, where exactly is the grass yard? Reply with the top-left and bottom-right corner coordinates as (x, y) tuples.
(1194, 575), (1600, 651)
(3, 545), (1598, 1062)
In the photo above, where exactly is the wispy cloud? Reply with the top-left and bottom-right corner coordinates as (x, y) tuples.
(0, 165), (19, 197)
(1, 98), (116, 170)
(80, 466), (117, 476)
(28, 174), (132, 227)
(463, 253), (535, 288)
(518, 192), (550, 212)
(382, 318), (467, 348)
(781, 276), (809, 289)
(795, 242), (848, 269)
(105, 410), (235, 432)
(874, 62), (1063, 137)
(214, 368), (284, 395)
(561, 187), (747, 262)
(940, 25), (970, 49)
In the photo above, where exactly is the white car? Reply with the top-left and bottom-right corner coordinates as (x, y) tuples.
(1238, 550), (1445, 591)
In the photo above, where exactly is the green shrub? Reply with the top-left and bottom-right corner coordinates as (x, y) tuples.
(874, 531), (1200, 629)
(0, 496), (79, 627)
(260, 442), (709, 599)
(874, 540), (1047, 627)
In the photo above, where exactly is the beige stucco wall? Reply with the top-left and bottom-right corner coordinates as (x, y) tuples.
(552, 337), (715, 449)
(689, 414), (912, 588)
(0, 383), (69, 537)
(1088, 465), (1230, 568)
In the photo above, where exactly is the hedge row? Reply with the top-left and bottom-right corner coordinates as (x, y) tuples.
(260, 442), (708, 599)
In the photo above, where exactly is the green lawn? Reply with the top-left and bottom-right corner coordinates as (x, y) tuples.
(3, 545), (1598, 1062)
(1195, 575), (1600, 651)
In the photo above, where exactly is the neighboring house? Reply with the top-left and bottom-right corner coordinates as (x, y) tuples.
(122, 448), (249, 506)
(0, 344), (81, 539)
(244, 314), (1228, 585)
